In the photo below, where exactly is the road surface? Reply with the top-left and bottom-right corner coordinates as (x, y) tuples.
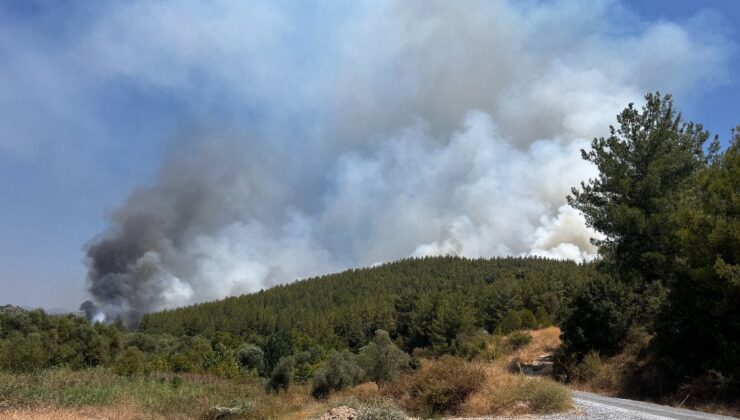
(540, 390), (738, 420)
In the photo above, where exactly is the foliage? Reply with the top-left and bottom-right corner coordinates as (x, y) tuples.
(560, 276), (633, 359)
(652, 128), (740, 387)
(263, 330), (293, 376)
(113, 346), (146, 377)
(568, 92), (709, 288)
(236, 344), (264, 375)
(519, 309), (538, 330)
(390, 356), (485, 416)
(564, 92), (740, 400)
(522, 379), (571, 413)
(507, 331), (532, 350)
(0, 310), (121, 372)
(311, 350), (365, 398)
(358, 330), (410, 383)
(496, 310), (521, 334)
(535, 306), (552, 328)
(266, 356), (294, 392)
(139, 257), (590, 351)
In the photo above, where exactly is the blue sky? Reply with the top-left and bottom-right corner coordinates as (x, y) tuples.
(1, 0), (738, 313)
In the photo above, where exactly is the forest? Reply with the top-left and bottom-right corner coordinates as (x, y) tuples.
(0, 93), (738, 418)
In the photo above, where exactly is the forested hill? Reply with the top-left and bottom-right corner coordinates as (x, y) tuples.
(139, 256), (592, 350)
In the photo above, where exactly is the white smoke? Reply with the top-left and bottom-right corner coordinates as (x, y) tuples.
(80, 0), (730, 322)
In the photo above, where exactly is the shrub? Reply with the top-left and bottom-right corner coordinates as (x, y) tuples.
(519, 309), (538, 330)
(391, 356), (485, 416)
(497, 310), (522, 334)
(560, 276), (634, 359)
(311, 350), (365, 398)
(480, 335), (506, 361)
(358, 330), (410, 383)
(266, 356), (294, 392)
(113, 346), (146, 376)
(572, 351), (603, 383)
(236, 344), (265, 375)
(507, 332), (532, 350)
(535, 306), (552, 328)
(457, 332), (489, 360)
(0, 333), (49, 372)
(263, 330), (293, 375)
(293, 350), (318, 383)
(490, 377), (571, 414)
(522, 379), (571, 413)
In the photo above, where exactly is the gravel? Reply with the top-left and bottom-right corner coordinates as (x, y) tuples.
(445, 390), (738, 420)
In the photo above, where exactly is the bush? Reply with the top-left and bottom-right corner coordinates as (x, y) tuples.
(266, 356), (294, 392)
(311, 350), (365, 398)
(535, 306), (552, 328)
(560, 276), (634, 359)
(490, 377), (571, 414)
(507, 332), (532, 350)
(358, 330), (410, 383)
(572, 351), (603, 383)
(113, 346), (146, 376)
(390, 356), (485, 416)
(519, 309), (538, 330)
(522, 379), (571, 413)
(236, 344), (265, 375)
(497, 310), (522, 334)
(293, 350), (318, 383)
(0, 333), (49, 372)
(263, 330), (293, 375)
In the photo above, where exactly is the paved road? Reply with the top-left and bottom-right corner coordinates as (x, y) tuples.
(542, 391), (738, 420)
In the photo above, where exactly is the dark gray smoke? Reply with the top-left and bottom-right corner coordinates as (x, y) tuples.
(82, 0), (729, 325)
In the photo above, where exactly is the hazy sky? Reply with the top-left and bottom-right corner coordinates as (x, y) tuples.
(1, 0), (738, 312)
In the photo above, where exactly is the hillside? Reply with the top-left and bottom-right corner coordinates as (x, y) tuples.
(139, 256), (592, 350)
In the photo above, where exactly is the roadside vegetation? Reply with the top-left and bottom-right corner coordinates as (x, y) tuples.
(0, 325), (568, 419)
(0, 92), (737, 418)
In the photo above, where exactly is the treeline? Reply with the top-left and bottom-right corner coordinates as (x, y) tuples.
(139, 256), (590, 351)
(558, 93), (739, 402)
(1, 92), (736, 409)
(0, 310), (122, 371)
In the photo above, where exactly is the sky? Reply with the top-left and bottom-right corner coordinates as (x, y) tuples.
(0, 0), (738, 315)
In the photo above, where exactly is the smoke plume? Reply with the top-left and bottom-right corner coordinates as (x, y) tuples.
(83, 0), (729, 323)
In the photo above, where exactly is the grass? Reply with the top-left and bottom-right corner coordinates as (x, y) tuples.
(0, 328), (576, 419)
(460, 360), (572, 416)
(0, 368), (329, 419)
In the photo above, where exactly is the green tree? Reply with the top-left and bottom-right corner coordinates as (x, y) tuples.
(429, 299), (475, 354)
(113, 346), (146, 376)
(497, 310), (522, 334)
(263, 330), (293, 375)
(535, 306), (551, 328)
(560, 277), (633, 359)
(519, 309), (538, 330)
(0, 332), (48, 371)
(358, 329), (410, 383)
(653, 128), (740, 385)
(311, 350), (365, 398)
(266, 356), (295, 392)
(236, 344), (265, 375)
(568, 92), (709, 288)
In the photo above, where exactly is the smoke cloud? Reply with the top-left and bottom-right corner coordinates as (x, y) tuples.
(83, 0), (730, 323)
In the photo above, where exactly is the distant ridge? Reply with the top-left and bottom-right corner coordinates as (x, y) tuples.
(0, 304), (25, 313)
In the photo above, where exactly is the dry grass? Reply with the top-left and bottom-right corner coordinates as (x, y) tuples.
(512, 326), (560, 365)
(0, 404), (150, 420)
(387, 356), (486, 417)
(0, 368), (336, 420)
(461, 360), (571, 416)
(0, 329), (575, 419)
